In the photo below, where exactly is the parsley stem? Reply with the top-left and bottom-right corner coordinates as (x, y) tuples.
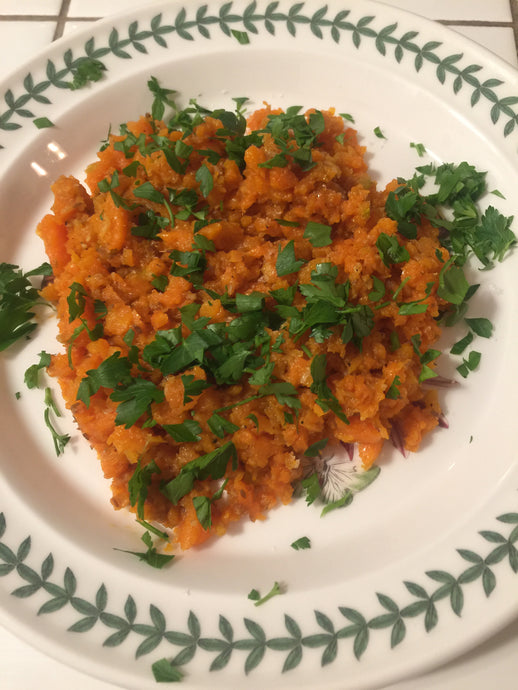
(253, 581), (283, 606)
(213, 393), (262, 414)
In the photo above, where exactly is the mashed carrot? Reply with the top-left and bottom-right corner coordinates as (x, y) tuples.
(37, 100), (448, 550)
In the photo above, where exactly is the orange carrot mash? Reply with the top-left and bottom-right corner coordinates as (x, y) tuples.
(37, 101), (448, 550)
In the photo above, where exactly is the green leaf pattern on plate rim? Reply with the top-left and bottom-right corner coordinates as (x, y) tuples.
(1, 0), (518, 684)
(1, 510), (518, 680)
(1, 1), (518, 146)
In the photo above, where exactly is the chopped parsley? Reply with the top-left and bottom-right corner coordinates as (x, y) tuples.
(304, 438), (329, 457)
(0, 262), (52, 351)
(304, 221), (332, 247)
(24, 350), (51, 389)
(450, 331), (473, 355)
(291, 536), (311, 550)
(376, 233), (410, 266)
(386, 375), (401, 400)
(410, 142), (426, 157)
(456, 350), (481, 378)
(276, 240), (306, 276)
(321, 490), (354, 517)
(231, 29), (250, 44)
(195, 163), (214, 197)
(147, 76), (177, 121)
(68, 58), (106, 90)
(151, 659), (184, 683)
(128, 458), (161, 519)
(192, 479), (228, 530)
(34, 117), (54, 129)
(248, 581), (284, 606)
(301, 472), (321, 506)
(115, 530), (175, 569)
(43, 387), (70, 456)
(161, 441), (238, 505)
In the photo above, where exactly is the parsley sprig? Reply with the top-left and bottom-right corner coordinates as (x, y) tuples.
(0, 262), (52, 351)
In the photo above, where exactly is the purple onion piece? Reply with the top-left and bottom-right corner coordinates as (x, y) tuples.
(437, 412), (449, 429)
(390, 422), (408, 458)
(422, 375), (458, 389)
(339, 441), (355, 461)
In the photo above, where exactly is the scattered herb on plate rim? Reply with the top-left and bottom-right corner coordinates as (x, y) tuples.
(248, 581), (284, 606)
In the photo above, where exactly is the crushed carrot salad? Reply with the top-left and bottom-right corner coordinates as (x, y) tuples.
(37, 97), (450, 550)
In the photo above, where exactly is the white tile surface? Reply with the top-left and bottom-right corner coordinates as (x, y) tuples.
(380, 0), (512, 22)
(68, 0), (514, 22)
(0, 0), (62, 14)
(61, 18), (96, 36)
(0, 21), (56, 79)
(448, 25), (518, 66)
(68, 0), (143, 16)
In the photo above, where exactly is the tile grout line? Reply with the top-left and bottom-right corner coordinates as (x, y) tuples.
(0, 15), (58, 21)
(53, 0), (71, 41)
(510, 0), (518, 60)
(439, 20), (513, 28)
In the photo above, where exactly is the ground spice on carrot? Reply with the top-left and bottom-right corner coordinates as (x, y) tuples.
(37, 100), (449, 550)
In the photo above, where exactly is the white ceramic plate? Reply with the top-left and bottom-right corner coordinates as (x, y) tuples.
(1, 1), (518, 688)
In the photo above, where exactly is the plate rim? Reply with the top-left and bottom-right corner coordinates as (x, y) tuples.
(1, 1), (518, 688)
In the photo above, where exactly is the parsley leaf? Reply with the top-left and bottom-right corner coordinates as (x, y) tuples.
(291, 536), (311, 550)
(68, 58), (106, 90)
(301, 472), (321, 506)
(44, 387), (70, 456)
(133, 181), (164, 204)
(192, 478), (229, 530)
(169, 249), (207, 288)
(249, 581), (284, 606)
(386, 375), (401, 400)
(34, 117), (54, 129)
(321, 490), (354, 517)
(151, 274), (168, 292)
(437, 261), (469, 305)
(376, 233), (410, 266)
(0, 262), (52, 351)
(465, 317), (493, 338)
(24, 351), (51, 389)
(147, 76), (177, 121)
(304, 221), (332, 247)
(128, 458), (161, 519)
(181, 374), (210, 403)
(151, 659), (184, 683)
(304, 438), (329, 457)
(276, 240), (306, 276)
(195, 164), (214, 197)
(115, 530), (175, 569)
(310, 354), (348, 423)
(410, 142), (426, 157)
(163, 420), (202, 443)
(77, 352), (133, 406)
(457, 350), (481, 378)
(110, 378), (165, 428)
(161, 441), (238, 505)
(368, 276), (385, 302)
(131, 210), (169, 239)
(470, 206), (516, 268)
(207, 413), (240, 439)
(450, 331), (473, 355)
